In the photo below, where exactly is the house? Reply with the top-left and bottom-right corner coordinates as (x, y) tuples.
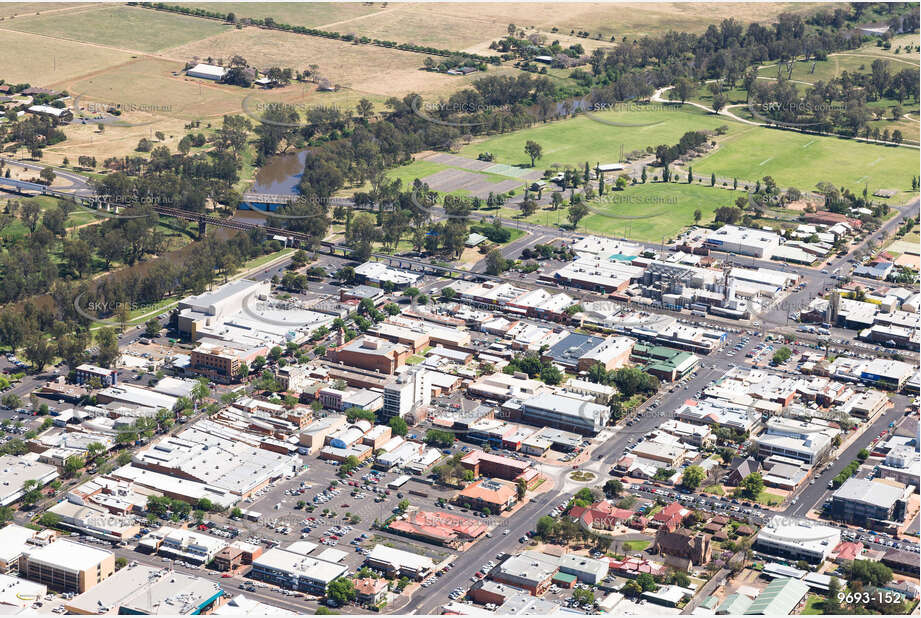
(569, 500), (633, 532)
(651, 502), (690, 532)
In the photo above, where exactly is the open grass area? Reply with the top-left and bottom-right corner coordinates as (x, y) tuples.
(4, 4), (230, 52)
(801, 594), (826, 615)
(171, 2), (385, 28)
(500, 182), (737, 242)
(755, 491), (784, 506)
(621, 540), (651, 552)
(693, 124), (919, 197)
(0, 28), (134, 84)
(703, 484), (725, 496)
(459, 105), (734, 170)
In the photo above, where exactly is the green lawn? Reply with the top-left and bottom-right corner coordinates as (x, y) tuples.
(756, 491), (784, 506)
(703, 484), (725, 496)
(802, 594), (826, 615)
(6, 4), (230, 52)
(459, 105), (735, 169)
(622, 540), (651, 552)
(499, 182), (738, 243)
(693, 124), (918, 197)
(386, 160), (451, 188)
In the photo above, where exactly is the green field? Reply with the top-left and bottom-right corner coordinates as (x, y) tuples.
(621, 540), (651, 552)
(5, 4), (231, 52)
(693, 124), (918, 196)
(459, 106), (734, 170)
(502, 182), (738, 243)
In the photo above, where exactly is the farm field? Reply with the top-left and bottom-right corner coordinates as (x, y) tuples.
(160, 3), (824, 54)
(0, 28), (134, 84)
(0, 2), (86, 18)
(501, 182), (737, 242)
(459, 105), (736, 170)
(171, 2), (386, 28)
(165, 26), (477, 98)
(2, 4), (230, 52)
(692, 124), (919, 198)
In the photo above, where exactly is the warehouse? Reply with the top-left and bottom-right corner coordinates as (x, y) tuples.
(187, 63), (228, 80)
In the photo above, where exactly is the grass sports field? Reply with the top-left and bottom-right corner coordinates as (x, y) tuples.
(459, 105), (734, 169)
(693, 124), (918, 196)
(501, 182), (737, 242)
(3, 4), (230, 52)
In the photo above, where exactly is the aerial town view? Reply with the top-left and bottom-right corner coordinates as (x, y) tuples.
(0, 0), (917, 616)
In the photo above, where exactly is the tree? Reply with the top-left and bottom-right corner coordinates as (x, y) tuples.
(23, 335), (54, 371)
(397, 498), (409, 513)
(485, 248), (510, 275)
(710, 172), (717, 187)
(603, 479), (623, 498)
(326, 578), (356, 605)
(520, 199), (538, 218)
(39, 512), (60, 528)
(536, 515), (555, 538)
(693, 209), (702, 223)
(567, 202), (589, 229)
(21, 479), (41, 506)
(524, 140), (543, 167)
(63, 455), (84, 478)
(389, 416), (408, 437)
(144, 319), (162, 338)
(712, 93), (728, 113)
(673, 77), (693, 104)
(516, 478), (527, 501)
(680, 465), (704, 490)
(572, 588), (594, 606)
(739, 472), (764, 500)
(636, 572), (658, 592)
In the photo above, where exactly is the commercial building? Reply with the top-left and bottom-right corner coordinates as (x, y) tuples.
(190, 340), (265, 384)
(492, 551), (558, 596)
(704, 225), (781, 259)
(558, 554), (609, 585)
(519, 392), (610, 435)
(859, 358), (915, 390)
(455, 478), (518, 513)
(364, 545), (434, 580)
(214, 595), (296, 616)
(0, 525), (38, 574)
(95, 384), (178, 410)
(830, 478), (909, 527)
(250, 548), (347, 594)
(743, 577), (809, 615)
(0, 573), (46, 609)
(0, 456), (59, 506)
(754, 417), (836, 465)
(387, 510), (487, 548)
(381, 367), (431, 421)
(754, 516), (841, 563)
(132, 424), (300, 499)
(64, 564), (223, 615)
(74, 364), (118, 387)
(460, 450), (531, 481)
(329, 336), (410, 375)
(20, 539), (115, 593)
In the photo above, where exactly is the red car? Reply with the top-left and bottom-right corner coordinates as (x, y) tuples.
(221, 574), (233, 578)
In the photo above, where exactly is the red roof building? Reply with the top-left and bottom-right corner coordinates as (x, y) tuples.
(652, 502), (690, 532)
(387, 510), (487, 547)
(569, 500), (634, 531)
(608, 557), (666, 578)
